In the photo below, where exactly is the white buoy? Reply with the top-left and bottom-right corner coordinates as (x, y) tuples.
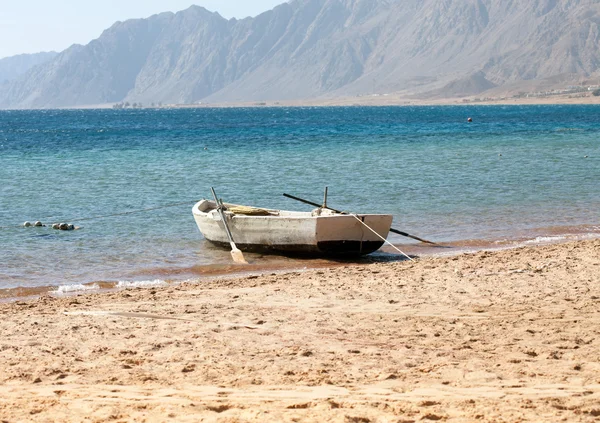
(34, 221), (43, 227)
(24, 221), (32, 227)
(52, 223), (60, 230)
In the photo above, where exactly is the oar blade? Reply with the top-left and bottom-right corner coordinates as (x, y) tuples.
(230, 245), (248, 264)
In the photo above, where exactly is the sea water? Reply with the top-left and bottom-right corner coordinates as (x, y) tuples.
(1, 106), (599, 294)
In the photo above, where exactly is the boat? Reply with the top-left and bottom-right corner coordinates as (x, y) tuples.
(192, 199), (393, 257)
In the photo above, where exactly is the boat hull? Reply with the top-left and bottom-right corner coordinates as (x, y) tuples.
(192, 200), (393, 257)
(205, 239), (387, 256)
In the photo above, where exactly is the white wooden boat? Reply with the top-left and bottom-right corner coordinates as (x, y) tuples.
(192, 199), (393, 256)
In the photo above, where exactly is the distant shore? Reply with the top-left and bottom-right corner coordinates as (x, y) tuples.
(63, 92), (600, 111)
(1, 238), (599, 422)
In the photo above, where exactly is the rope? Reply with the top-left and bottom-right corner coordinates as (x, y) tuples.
(351, 214), (415, 262)
(60, 200), (200, 223)
(0, 200), (200, 230)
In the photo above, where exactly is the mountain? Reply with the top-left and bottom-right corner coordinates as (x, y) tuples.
(0, 52), (57, 84)
(2, 0), (600, 109)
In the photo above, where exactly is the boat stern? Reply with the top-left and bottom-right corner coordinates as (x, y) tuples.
(315, 214), (393, 256)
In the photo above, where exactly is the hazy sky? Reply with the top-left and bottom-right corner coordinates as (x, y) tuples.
(0, 0), (286, 59)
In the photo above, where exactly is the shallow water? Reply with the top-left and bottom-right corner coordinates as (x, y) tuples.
(1, 105), (599, 293)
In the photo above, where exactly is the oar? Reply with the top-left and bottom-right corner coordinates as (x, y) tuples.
(283, 193), (439, 246)
(211, 188), (248, 264)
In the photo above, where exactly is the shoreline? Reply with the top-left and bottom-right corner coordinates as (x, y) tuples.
(2, 224), (599, 303)
(1, 238), (599, 421)
(2, 93), (599, 111)
(191, 93), (600, 108)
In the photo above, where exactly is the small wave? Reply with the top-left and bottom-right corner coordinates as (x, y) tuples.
(524, 232), (600, 245)
(52, 283), (101, 294)
(524, 235), (568, 245)
(116, 279), (168, 289)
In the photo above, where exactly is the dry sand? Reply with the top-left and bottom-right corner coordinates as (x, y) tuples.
(1, 239), (600, 422)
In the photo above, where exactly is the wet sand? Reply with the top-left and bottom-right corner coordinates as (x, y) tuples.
(1, 239), (599, 422)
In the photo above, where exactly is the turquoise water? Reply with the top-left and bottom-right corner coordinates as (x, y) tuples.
(1, 106), (599, 291)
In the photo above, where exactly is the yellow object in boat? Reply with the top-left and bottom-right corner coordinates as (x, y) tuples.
(227, 205), (274, 216)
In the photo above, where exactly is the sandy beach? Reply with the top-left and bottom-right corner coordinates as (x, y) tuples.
(88, 90), (600, 110)
(1, 239), (599, 422)
(179, 91), (600, 108)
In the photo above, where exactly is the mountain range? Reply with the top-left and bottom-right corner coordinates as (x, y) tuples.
(1, 0), (600, 109)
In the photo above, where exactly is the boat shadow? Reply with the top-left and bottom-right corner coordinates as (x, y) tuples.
(324, 251), (417, 264)
(247, 249), (417, 265)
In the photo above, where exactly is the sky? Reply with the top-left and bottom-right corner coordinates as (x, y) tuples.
(0, 0), (287, 59)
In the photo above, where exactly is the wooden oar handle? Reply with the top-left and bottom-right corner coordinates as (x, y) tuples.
(283, 193), (346, 214)
(211, 188), (234, 244)
(389, 228), (436, 245)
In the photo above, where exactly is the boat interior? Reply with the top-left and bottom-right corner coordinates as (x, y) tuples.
(196, 199), (340, 218)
